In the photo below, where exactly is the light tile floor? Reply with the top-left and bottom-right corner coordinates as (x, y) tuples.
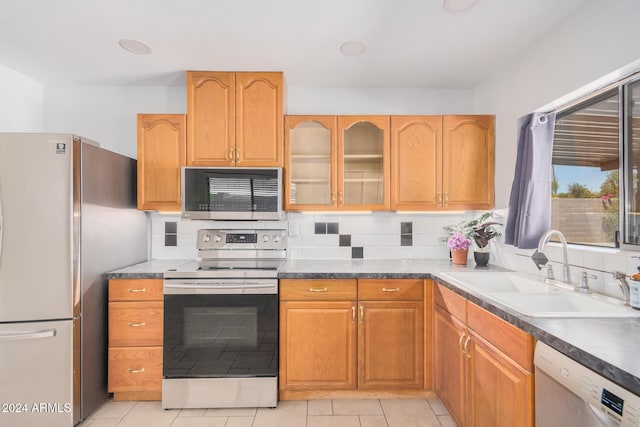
(78, 398), (457, 427)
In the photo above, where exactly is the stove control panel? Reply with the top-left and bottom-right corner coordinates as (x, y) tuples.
(197, 229), (287, 251)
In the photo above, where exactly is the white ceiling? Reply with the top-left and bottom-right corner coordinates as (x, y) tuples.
(0, 0), (586, 88)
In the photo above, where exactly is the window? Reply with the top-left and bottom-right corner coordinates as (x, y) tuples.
(551, 74), (640, 248)
(551, 90), (619, 247)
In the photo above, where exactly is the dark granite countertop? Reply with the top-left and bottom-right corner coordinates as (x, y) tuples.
(106, 259), (191, 279)
(108, 258), (640, 395)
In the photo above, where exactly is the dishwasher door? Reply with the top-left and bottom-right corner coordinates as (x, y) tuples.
(534, 341), (640, 427)
(536, 367), (620, 427)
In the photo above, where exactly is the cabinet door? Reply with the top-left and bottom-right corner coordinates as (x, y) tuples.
(467, 332), (534, 427)
(443, 115), (495, 210)
(390, 116), (443, 210)
(434, 305), (467, 427)
(186, 71), (235, 166)
(279, 301), (357, 390)
(285, 115), (337, 210)
(235, 72), (284, 166)
(358, 301), (423, 389)
(337, 116), (390, 210)
(137, 114), (186, 211)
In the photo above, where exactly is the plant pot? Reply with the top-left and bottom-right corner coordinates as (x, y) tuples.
(474, 250), (490, 266)
(451, 249), (468, 265)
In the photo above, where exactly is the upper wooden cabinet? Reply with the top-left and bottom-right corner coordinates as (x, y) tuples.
(285, 115), (390, 211)
(390, 115), (494, 211)
(443, 115), (495, 210)
(187, 71), (284, 167)
(390, 116), (443, 210)
(285, 115), (337, 210)
(136, 114), (186, 211)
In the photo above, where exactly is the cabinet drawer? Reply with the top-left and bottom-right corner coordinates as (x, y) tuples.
(467, 302), (534, 371)
(109, 279), (163, 302)
(358, 279), (423, 301)
(434, 284), (466, 321)
(109, 302), (163, 346)
(108, 346), (162, 392)
(280, 279), (357, 301)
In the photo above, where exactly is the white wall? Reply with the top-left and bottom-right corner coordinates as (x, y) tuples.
(287, 87), (475, 115)
(474, 0), (640, 299)
(0, 64), (43, 131)
(475, 0), (640, 209)
(43, 85), (186, 159)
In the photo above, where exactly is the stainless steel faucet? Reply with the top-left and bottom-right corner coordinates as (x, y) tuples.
(532, 229), (572, 285)
(612, 271), (631, 305)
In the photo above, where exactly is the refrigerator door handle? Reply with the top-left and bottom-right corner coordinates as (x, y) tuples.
(0, 328), (57, 342)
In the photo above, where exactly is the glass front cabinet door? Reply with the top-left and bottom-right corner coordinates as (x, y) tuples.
(285, 116), (337, 210)
(338, 116), (390, 210)
(285, 115), (390, 211)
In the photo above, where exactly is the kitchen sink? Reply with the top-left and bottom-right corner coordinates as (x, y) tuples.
(438, 271), (640, 318)
(439, 271), (558, 294)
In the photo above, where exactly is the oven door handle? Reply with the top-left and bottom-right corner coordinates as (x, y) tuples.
(165, 283), (276, 289)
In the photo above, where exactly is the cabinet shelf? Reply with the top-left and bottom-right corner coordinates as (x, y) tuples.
(291, 154), (331, 159)
(291, 178), (331, 183)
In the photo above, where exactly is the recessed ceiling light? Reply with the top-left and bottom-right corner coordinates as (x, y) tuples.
(443, 0), (478, 13)
(340, 41), (367, 56)
(118, 39), (152, 55)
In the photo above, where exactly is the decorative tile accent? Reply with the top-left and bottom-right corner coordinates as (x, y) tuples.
(164, 234), (177, 247)
(352, 247), (364, 259)
(401, 222), (413, 234)
(164, 221), (177, 247)
(165, 221), (177, 233)
(401, 234), (413, 246)
(315, 222), (327, 234)
(339, 235), (352, 247)
(327, 222), (339, 234)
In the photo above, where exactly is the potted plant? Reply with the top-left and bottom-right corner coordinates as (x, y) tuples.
(442, 212), (502, 266)
(447, 232), (472, 265)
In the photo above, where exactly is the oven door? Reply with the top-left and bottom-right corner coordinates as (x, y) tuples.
(163, 279), (278, 379)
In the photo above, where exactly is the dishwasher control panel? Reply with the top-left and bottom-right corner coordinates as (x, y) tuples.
(535, 342), (640, 426)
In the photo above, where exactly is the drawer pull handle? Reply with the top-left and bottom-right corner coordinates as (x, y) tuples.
(360, 305), (364, 322)
(459, 333), (466, 354)
(352, 306), (356, 323)
(128, 322), (146, 327)
(463, 335), (472, 359)
(308, 287), (328, 293)
(127, 368), (145, 374)
(127, 288), (147, 293)
(382, 287), (400, 292)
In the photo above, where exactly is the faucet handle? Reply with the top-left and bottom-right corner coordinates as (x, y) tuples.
(545, 264), (555, 279)
(579, 271), (596, 293)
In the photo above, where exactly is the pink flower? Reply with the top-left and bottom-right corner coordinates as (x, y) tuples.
(448, 233), (471, 251)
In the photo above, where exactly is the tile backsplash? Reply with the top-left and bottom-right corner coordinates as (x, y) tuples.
(150, 211), (477, 260)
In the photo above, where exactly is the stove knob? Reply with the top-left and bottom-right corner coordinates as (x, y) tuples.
(214, 234), (222, 243)
(262, 235), (270, 243)
(202, 234), (211, 243)
(272, 235), (281, 243)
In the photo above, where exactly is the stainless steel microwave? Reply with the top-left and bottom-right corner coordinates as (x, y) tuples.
(181, 167), (284, 220)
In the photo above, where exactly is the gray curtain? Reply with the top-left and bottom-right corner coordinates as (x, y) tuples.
(505, 111), (556, 249)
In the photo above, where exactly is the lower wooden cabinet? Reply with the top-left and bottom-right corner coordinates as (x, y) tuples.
(280, 300), (357, 390)
(279, 278), (429, 398)
(108, 279), (163, 401)
(434, 284), (534, 427)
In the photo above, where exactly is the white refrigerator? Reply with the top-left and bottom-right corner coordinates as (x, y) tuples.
(0, 133), (148, 426)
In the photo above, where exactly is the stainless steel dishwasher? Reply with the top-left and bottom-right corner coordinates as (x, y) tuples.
(535, 341), (640, 426)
